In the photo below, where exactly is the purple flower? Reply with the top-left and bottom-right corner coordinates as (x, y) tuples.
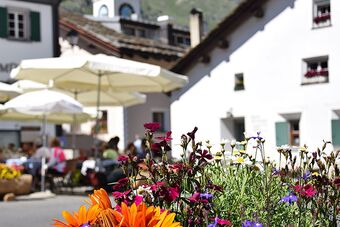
(80, 222), (91, 227)
(280, 193), (298, 204)
(200, 192), (213, 200)
(242, 220), (263, 227)
(302, 170), (311, 181)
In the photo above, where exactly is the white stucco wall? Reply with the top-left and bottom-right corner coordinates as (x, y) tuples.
(0, 0), (55, 147)
(0, 0), (53, 81)
(171, 0), (340, 159)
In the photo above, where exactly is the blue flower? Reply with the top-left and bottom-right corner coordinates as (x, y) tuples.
(280, 193), (298, 205)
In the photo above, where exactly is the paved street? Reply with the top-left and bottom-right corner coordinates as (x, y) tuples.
(0, 194), (88, 227)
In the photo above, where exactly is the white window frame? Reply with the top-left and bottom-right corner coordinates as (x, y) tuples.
(313, 0), (331, 28)
(7, 7), (30, 40)
(302, 56), (329, 85)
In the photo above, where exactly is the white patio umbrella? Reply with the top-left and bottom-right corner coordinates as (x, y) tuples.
(10, 79), (47, 92)
(10, 54), (188, 157)
(3, 89), (86, 191)
(0, 81), (22, 102)
(10, 54), (188, 93)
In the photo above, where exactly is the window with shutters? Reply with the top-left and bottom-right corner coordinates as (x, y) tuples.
(331, 119), (340, 146)
(0, 7), (40, 41)
(275, 120), (300, 146)
(7, 8), (29, 40)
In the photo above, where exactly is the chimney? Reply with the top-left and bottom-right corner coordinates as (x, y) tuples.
(190, 8), (203, 48)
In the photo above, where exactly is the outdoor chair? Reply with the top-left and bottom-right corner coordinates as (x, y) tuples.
(47, 159), (78, 193)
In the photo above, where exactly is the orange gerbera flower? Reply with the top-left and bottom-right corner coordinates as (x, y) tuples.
(112, 202), (181, 227)
(87, 188), (121, 226)
(53, 189), (181, 227)
(88, 188), (113, 209)
(52, 204), (99, 227)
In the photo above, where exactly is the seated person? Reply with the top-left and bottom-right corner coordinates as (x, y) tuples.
(31, 139), (50, 161)
(102, 136), (120, 160)
(46, 138), (66, 175)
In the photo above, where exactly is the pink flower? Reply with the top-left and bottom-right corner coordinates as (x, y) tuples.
(133, 195), (143, 206)
(165, 187), (179, 202)
(188, 192), (200, 203)
(218, 218), (232, 225)
(155, 131), (173, 141)
(118, 155), (129, 162)
(304, 185), (317, 198)
(112, 177), (129, 191)
(150, 181), (165, 191)
(112, 189), (131, 199)
(144, 122), (160, 132)
(293, 183), (317, 198)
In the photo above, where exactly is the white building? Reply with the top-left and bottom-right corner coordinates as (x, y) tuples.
(0, 0), (60, 148)
(171, 0), (339, 159)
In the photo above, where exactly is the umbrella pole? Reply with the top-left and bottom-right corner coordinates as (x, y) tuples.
(94, 72), (102, 161)
(41, 113), (47, 192)
(72, 91), (78, 159)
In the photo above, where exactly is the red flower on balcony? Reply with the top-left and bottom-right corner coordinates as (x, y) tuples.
(318, 68), (329, 76)
(304, 69), (328, 78)
(305, 70), (317, 78)
(314, 13), (331, 24)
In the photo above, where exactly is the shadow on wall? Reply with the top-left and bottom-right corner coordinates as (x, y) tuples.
(171, 0), (296, 101)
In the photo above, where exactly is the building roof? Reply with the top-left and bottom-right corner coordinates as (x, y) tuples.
(18, 0), (60, 5)
(59, 10), (187, 58)
(171, 0), (268, 73)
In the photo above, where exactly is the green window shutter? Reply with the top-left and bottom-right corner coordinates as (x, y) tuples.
(331, 120), (340, 146)
(30, 11), (40, 41)
(275, 122), (289, 146)
(0, 7), (8, 38)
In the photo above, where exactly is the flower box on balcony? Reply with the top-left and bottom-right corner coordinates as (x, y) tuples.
(314, 13), (331, 24)
(304, 69), (328, 78)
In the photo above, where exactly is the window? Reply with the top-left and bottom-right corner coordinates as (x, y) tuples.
(313, 0), (331, 27)
(0, 7), (40, 41)
(92, 110), (108, 134)
(331, 119), (340, 146)
(275, 120), (300, 146)
(136, 29), (146, 38)
(8, 8), (29, 40)
(302, 56), (328, 85)
(234, 73), (244, 91)
(98, 5), (109, 17)
(173, 35), (191, 46)
(122, 25), (135, 36)
(289, 120), (300, 146)
(234, 118), (245, 141)
(119, 3), (134, 18)
(152, 112), (165, 132)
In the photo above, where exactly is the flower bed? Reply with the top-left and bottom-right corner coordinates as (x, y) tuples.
(54, 124), (340, 226)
